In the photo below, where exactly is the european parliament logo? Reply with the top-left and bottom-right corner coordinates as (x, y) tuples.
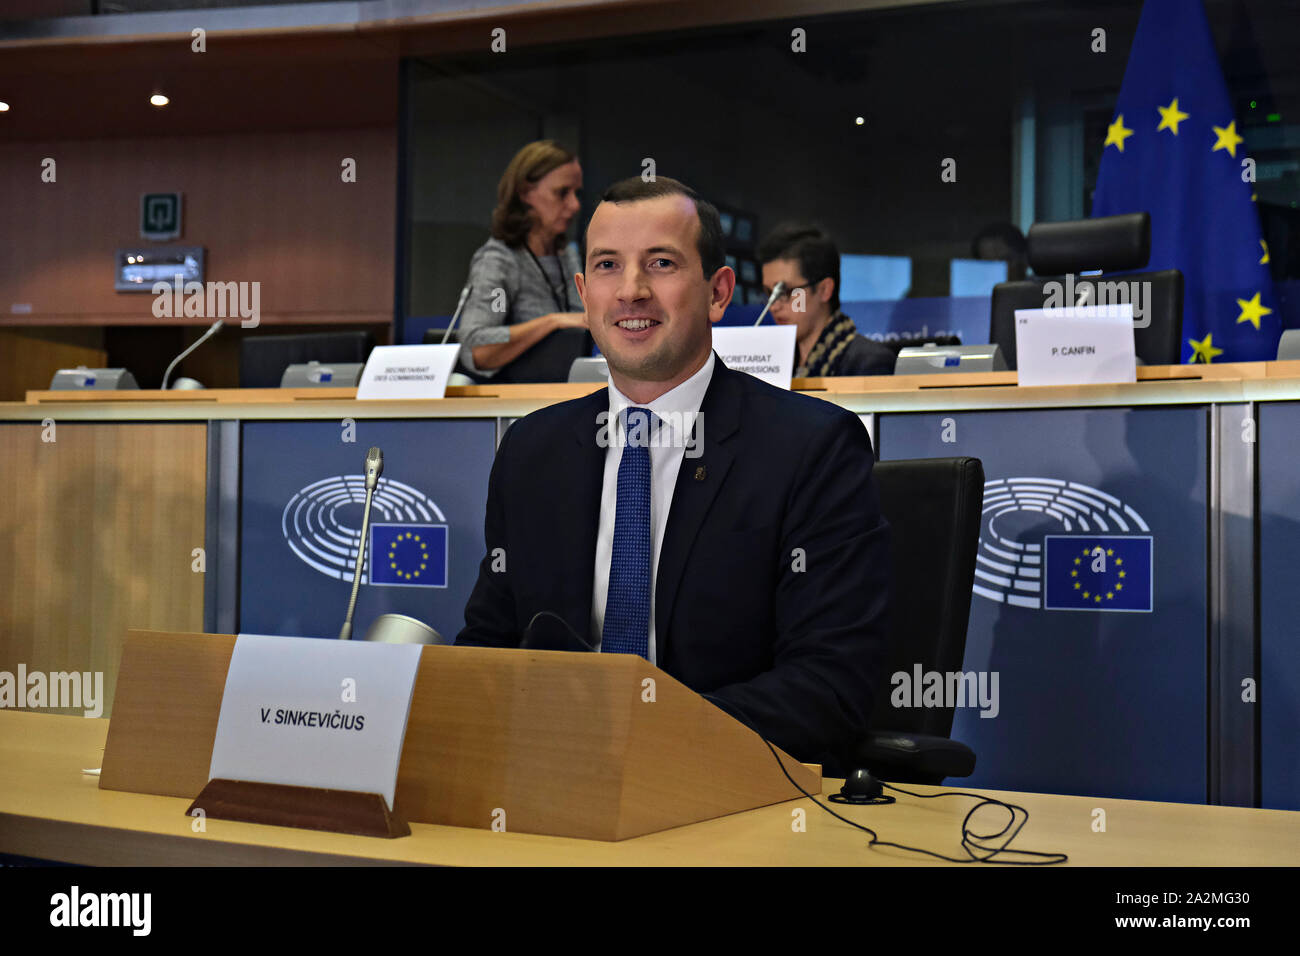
(975, 477), (1154, 613)
(282, 475), (449, 586)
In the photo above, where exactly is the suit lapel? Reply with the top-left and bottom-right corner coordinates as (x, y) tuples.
(654, 360), (742, 665)
(568, 390), (608, 649)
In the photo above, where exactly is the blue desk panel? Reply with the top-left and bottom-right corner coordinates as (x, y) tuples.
(240, 419), (496, 641)
(877, 406), (1208, 803)
(1258, 401), (1300, 811)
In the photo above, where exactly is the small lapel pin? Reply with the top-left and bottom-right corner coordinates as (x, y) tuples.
(694, 465), (707, 481)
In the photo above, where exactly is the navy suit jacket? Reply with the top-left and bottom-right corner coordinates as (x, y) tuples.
(456, 355), (892, 766)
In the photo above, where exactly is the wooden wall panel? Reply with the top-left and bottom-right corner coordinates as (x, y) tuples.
(0, 0), (88, 20)
(0, 127), (396, 327)
(0, 423), (207, 717)
(0, 327), (106, 402)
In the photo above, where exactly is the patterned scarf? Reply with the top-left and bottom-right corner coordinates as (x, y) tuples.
(798, 311), (859, 377)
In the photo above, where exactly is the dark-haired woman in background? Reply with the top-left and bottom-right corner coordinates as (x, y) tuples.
(456, 140), (588, 378)
(757, 223), (896, 377)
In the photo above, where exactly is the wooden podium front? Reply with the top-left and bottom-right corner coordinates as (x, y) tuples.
(99, 629), (820, 841)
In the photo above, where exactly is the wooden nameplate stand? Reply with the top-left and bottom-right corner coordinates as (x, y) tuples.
(101, 629), (821, 842)
(186, 779), (409, 838)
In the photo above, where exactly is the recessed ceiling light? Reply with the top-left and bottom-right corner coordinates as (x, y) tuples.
(150, 94), (169, 107)
(855, 116), (864, 125)
(0, 102), (10, 112)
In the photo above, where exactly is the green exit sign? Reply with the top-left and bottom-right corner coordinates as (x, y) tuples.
(140, 192), (182, 240)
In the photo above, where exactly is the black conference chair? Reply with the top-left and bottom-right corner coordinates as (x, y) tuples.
(989, 212), (1184, 369)
(847, 456), (984, 785)
(239, 331), (375, 388)
(425, 326), (593, 384)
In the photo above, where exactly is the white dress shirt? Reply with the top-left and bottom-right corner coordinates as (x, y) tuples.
(590, 351), (716, 663)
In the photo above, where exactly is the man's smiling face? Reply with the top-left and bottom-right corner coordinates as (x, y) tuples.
(577, 193), (732, 401)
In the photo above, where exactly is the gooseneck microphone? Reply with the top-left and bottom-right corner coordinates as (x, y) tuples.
(753, 281), (786, 326)
(161, 319), (224, 390)
(338, 446), (383, 640)
(441, 284), (473, 345)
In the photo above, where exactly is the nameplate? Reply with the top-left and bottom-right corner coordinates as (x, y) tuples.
(356, 345), (461, 400)
(208, 634), (423, 808)
(1014, 305), (1137, 387)
(711, 326), (797, 389)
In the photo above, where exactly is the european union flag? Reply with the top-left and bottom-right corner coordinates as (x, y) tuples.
(368, 523), (448, 588)
(1044, 535), (1153, 612)
(1092, 0), (1278, 364)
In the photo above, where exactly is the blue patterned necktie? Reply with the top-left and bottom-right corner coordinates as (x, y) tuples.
(602, 407), (656, 660)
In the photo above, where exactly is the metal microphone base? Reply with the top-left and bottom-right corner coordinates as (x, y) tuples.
(361, 613), (445, 645)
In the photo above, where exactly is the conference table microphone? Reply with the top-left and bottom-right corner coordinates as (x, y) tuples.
(521, 610), (596, 653)
(753, 281), (786, 326)
(441, 284), (473, 345)
(161, 319), (224, 389)
(338, 446), (383, 640)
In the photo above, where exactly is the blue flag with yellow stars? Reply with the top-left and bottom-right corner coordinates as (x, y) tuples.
(1092, 0), (1278, 364)
(369, 523), (448, 587)
(1044, 535), (1153, 612)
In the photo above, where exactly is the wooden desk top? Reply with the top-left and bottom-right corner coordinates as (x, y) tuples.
(6, 362), (1300, 421)
(2, 712), (1296, 866)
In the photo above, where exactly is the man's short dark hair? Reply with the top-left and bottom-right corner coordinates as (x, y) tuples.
(757, 223), (841, 312)
(593, 177), (725, 278)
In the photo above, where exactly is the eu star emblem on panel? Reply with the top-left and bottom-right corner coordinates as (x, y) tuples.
(1043, 536), (1153, 613)
(369, 524), (448, 588)
(974, 477), (1153, 613)
(282, 475), (449, 587)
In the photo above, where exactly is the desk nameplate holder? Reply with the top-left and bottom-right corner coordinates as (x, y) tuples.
(101, 629), (819, 842)
(186, 779), (409, 839)
(189, 633), (421, 839)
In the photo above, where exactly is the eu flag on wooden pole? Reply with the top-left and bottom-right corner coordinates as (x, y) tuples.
(1092, 0), (1278, 363)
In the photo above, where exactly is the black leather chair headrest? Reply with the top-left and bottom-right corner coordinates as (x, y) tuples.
(1027, 212), (1150, 275)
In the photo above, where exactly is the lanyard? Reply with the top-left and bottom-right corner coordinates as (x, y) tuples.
(526, 247), (571, 313)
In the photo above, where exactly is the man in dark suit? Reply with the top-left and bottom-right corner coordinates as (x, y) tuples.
(457, 176), (891, 769)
